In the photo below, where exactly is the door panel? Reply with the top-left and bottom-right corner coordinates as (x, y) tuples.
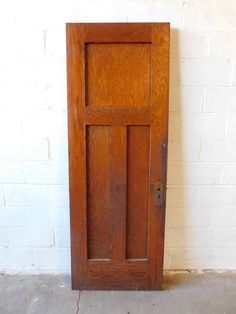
(85, 43), (151, 106)
(126, 126), (150, 260)
(86, 126), (111, 260)
(67, 23), (170, 290)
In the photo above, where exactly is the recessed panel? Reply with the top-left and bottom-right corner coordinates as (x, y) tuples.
(87, 126), (111, 259)
(86, 43), (151, 106)
(126, 126), (150, 259)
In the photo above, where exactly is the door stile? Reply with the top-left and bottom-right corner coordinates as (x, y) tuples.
(147, 23), (170, 289)
(67, 24), (88, 289)
(154, 23), (170, 288)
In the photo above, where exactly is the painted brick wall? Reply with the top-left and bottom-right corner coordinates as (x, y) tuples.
(0, 0), (236, 272)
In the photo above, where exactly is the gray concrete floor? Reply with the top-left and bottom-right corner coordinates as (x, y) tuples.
(0, 272), (236, 314)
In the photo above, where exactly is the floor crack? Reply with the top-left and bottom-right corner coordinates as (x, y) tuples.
(76, 291), (81, 314)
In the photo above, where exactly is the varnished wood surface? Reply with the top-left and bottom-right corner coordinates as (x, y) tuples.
(66, 24), (87, 289)
(84, 106), (151, 125)
(126, 126), (150, 259)
(78, 23), (153, 43)
(66, 23), (170, 290)
(148, 24), (170, 289)
(87, 126), (111, 259)
(86, 43), (150, 106)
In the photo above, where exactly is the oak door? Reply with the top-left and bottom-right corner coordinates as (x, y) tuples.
(66, 23), (170, 290)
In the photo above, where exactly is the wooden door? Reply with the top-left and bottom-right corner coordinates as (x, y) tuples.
(66, 23), (170, 290)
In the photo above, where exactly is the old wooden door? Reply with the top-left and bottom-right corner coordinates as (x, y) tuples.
(66, 23), (170, 290)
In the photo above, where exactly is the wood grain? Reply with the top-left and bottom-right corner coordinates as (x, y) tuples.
(126, 126), (150, 259)
(110, 126), (127, 261)
(85, 106), (151, 125)
(67, 23), (170, 290)
(82, 23), (153, 43)
(148, 23), (170, 289)
(87, 261), (148, 290)
(66, 24), (87, 289)
(86, 43), (151, 107)
(87, 126), (111, 259)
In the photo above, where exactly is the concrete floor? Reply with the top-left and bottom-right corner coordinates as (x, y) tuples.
(0, 272), (236, 314)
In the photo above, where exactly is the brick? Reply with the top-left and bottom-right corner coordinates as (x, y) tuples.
(0, 228), (9, 247)
(49, 137), (68, 161)
(0, 136), (49, 160)
(0, 113), (22, 137)
(44, 57), (66, 88)
(171, 30), (209, 58)
(179, 59), (208, 86)
(211, 229), (236, 248)
(127, 2), (183, 28)
(25, 161), (68, 184)
(233, 62), (236, 86)
(212, 248), (236, 269)
(68, 0), (127, 23)
(227, 115), (236, 139)
(168, 248), (212, 269)
(213, 208), (236, 228)
(169, 113), (226, 139)
(14, 0), (74, 29)
(0, 207), (27, 227)
(34, 248), (70, 270)
(0, 161), (25, 183)
(200, 139), (236, 161)
(0, 64), (12, 86)
(166, 208), (212, 228)
(0, 85), (47, 113)
(166, 186), (198, 209)
(198, 186), (236, 208)
(0, 36), (14, 64)
(210, 31), (236, 58)
(179, 59), (231, 86)
(20, 85), (47, 113)
(165, 228), (212, 249)
(27, 207), (69, 228)
(169, 58), (179, 88)
(168, 138), (201, 162)
(54, 228), (70, 248)
(208, 59), (232, 86)
(22, 112), (67, 138)
(28, 57), (66, 88)
(4, 184), (53, 207)
(205, 87), (236, 113)
(2, 57), (31, 87)
(46, 85), (67, 113)
(169, 86), (204, 113)
(22, 137), (49, 161)
(221, 164), (236, 184)
(0, 247), (34, 267)
(52, 185), (69, 208)
(9, 227), (54, 247)
(0, 87), (11, 110)
(163, 250), (169, 269)
(46, 29), (66, 58)
(168, 162), (222, 185)
(0, 7), (15, 39)
(0, 186), (5, 205)
(15, 28), (44, 58)
(184, 2), (236, 31)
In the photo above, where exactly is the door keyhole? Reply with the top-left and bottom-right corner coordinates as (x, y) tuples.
(155, 183), (163, 206)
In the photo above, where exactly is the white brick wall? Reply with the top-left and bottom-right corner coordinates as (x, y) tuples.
(0, 0), (236, 272)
